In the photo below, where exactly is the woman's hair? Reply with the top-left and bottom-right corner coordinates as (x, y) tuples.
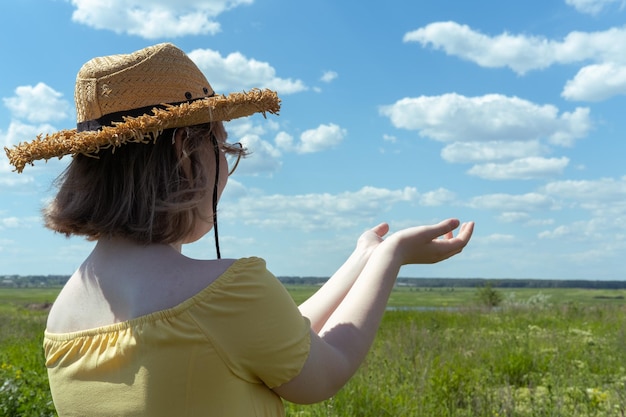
(44, 122), (244, 244)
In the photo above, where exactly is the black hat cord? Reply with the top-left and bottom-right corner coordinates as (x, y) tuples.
(211, 134), (222, 259)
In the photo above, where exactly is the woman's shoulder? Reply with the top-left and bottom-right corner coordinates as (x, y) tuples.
(46, 251), (266, 334)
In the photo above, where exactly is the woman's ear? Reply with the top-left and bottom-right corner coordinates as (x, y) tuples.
(173, 127), (186, 157)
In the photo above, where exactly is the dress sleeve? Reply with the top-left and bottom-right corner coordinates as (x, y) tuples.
(189, 257), (311, 388)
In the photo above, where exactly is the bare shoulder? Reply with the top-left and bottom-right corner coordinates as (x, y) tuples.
(46, 243), (237, 333)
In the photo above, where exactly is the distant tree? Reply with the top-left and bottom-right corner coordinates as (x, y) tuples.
(476, 281), (503, 309)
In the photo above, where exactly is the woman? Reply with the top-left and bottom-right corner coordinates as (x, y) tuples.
(5, 43), (474, 416)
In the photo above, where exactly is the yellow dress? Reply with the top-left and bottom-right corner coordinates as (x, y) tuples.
(43, 257), (311, 416)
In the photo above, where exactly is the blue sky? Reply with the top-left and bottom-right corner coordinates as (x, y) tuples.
(2, 0), (626, 280)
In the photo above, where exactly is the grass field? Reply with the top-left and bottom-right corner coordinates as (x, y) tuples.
(1, 286), (625, 416)
(284, 284), (626, 307)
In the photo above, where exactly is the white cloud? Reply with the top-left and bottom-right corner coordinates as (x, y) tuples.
(0, 216), (41, 230)
(537, 218), (613, 242)
(498, 212), (556, 226)
(226, 118), (279, 139)
(536, 177), (626, 244)
(526, 218), (555, 227)
(1, 120), (63, 185)
(0, 216), (39, 229)
(70, 0), (252, 38)
(469, 192), (554, 212)
(237, 134), (282, 175)
(220, 120), (345, 174)
(562, 62), (626, 101)
(277, 123), (346, 154)
(0, 175), (34, 187)
(543, 176), (626, 201)
(3, 120), (59, 148)
(2, 84), (71, 181)
(537, 216), (626, 260)
(538, 225), (572, 239)
(188, 48), (307, 94)
(441, 140), (547, 163)
(549, 178), (623, 197)
(404, 21), (626, 74)
(467, 157), (570, 180)
(274, 131), (294, 151)
(222, 120), (282, 175)
(3, 83), (70, 124)
(418, 188), (456, 206)
(221, 186), (418, 232)
(565, 0), (625, 15)
(481, 233), (517, 244)
(0, 168), (34, 187)
(380, 93), (591, 146)
(298, 124), (346, 153)
(1, 217), (20, 228)
(497, 212), (530, 223)
(320, 71), (338, 83)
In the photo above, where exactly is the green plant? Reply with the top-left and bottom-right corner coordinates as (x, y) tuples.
(476, 281), (504, 309)
(0, 310), (56, 417)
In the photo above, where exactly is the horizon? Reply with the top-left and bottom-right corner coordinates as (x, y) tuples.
(3, 274), (625, 285)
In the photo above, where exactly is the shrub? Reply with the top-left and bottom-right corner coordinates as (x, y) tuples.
(476, 281), (503, 309)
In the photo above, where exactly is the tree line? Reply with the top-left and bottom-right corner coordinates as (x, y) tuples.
(2, 275), (625, 289)
(277, 276), (626, 289)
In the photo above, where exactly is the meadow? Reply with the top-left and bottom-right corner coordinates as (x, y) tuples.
(1, 286), (625, 416)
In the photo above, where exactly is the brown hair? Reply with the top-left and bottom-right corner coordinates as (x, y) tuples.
(43, 122), (244, 244)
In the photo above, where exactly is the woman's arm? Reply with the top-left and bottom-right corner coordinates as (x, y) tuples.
(274, 219), (474, 404)
(298, 223), (389, 333)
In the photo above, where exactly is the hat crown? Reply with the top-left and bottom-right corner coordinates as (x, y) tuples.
(75, 43), (214, 124)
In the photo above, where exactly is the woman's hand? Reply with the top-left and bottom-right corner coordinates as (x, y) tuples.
(355, 223), (389, 256)
(383, 218), (474, 265)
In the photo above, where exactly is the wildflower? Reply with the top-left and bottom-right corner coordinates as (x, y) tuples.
(586, 387), (609, 408)
(569, 328), (592, 337)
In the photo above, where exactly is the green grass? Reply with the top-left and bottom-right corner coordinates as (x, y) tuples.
(1, 286), (625, 416)
(0, 288), (60, 314)
(285, 305), (626, 416)
(3, 286), (626, 310)
(284, 284), (626, 308)
(0, 308), (55, 417)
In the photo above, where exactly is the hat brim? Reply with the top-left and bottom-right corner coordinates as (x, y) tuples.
(5, 88), (280, 173)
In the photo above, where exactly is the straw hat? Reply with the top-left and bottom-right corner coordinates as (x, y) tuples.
(4, 43), (281, 173)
